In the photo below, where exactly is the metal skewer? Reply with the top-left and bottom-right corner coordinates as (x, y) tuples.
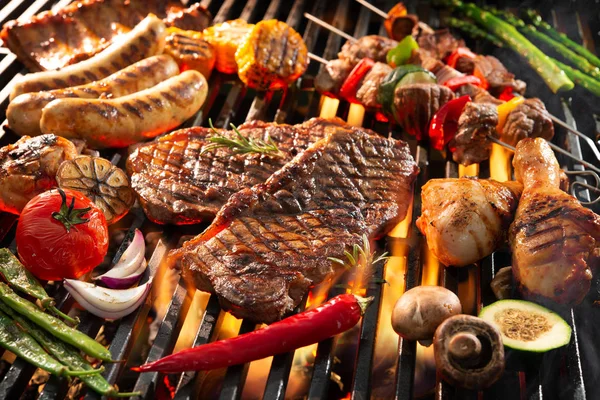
(352, 2), (600, 159)
(305, 12), (600, 169)
(307, 48), (600, 176)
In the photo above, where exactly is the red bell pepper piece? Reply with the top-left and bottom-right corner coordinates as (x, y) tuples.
(132, 294), (372, 373)
(428, 95), (471, 151)
(339, 58), (375, 104)
(446, 47), (476, 69)
(444, 75), (483, 91)
(472, 67), (490, 90)
(498, 86), (516, 101)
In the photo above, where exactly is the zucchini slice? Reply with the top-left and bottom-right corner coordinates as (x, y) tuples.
(479, 299), (571, 352)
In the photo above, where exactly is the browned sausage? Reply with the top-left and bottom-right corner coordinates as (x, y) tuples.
(8, 55), (180, 137)
(40, 70), (208, 149)
(10, 14), (167, 100)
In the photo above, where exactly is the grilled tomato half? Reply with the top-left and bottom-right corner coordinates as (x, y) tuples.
(16, 188), (108, 281)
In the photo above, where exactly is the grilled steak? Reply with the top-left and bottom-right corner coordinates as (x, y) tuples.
(451, 102), (499, 166)
(172, 128), (419, 323)
(0, 135), (78, 215)
(393, 83), (455, 138)
(1, 0), (211, 71)
(356, 62), (393, 108)
(338, 35), (398, 66)
(127, 118), (352, 225)
(502, 98), (554, 146)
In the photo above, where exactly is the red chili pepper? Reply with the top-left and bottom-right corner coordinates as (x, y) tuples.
(429, 95), (471, 151)
(445, 47), (476, 69)
(498, 86), (515, 101)
(444, 75), (483, 91)
(131, 294), (372, 373)
(339, 58), (375, 104)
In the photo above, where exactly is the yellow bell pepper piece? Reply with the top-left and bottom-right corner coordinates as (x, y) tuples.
(496, 96), (525, 133)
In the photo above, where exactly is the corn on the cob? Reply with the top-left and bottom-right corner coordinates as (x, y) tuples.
(203, 19), (253, 74)
(164, 27), (216, 78)
(235, 20), (308, 91)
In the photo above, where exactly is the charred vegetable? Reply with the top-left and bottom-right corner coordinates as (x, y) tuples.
(0, 249), (77, 325)
(434, 314), (504, 390)
(56, 156), (135, 225)
(203, 19), (253, 74)
(0, 308), (100, 378)
(0, 282), (113, 361)
(479, 299), (572, 352)
(164, 27), (216, 78)
(133, 294), (372, 373)
(444, 0), (574, 93)
(16, 188), (109, 281)
(392, 286), (462, 346)
(235, 20), (308, 91)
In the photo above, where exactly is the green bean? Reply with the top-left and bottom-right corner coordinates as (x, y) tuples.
(0, 309), (98, 378)
(0, 302), (135, 397)
(0, 282), (112, 361)
(0, 249), (78, 325)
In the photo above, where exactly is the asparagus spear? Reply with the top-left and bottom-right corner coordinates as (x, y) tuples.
(552, 58), (600, 97)
(491, 9), (600, 81)
(444, 0), (574, 93)
(445, 17), (504, 48)
(525, 9), (600, 69)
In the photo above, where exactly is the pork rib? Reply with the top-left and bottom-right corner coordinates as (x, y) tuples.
(127, 118), (351, 225)
(1, 0), (211, 71)
(171, 128), (419, 323)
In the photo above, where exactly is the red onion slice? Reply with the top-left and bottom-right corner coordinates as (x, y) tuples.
(97, 259), (147, 289)
(64, 278), (152, 320)
(95, 229), (145, 283)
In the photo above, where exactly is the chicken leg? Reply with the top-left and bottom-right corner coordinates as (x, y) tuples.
(417, 177), (522, 267)
(510, 138), (600, 305)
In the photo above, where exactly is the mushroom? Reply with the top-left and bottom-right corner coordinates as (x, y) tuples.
(433, 314), (505, 390)
(391, 286), (462, 346)
(490, 266), (513, 300)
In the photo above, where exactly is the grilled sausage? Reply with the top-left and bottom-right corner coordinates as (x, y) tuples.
(8, 55), (180, 137)
(10, 14), (167, 101)
(39, 70), (208, 149)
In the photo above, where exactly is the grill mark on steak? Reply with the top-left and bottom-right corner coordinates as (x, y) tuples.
(127, 118), (357, 225)
(171, 128), (418, 323)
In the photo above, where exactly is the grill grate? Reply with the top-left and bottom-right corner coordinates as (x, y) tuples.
(0, 0), (598, 399)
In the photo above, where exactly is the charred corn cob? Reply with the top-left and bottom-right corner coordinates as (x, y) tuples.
(235, 20), (308, 91)
(164, 27), (216, 78)
(203, 19), (253, 74)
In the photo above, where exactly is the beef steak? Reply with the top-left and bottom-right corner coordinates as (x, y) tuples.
(171, 128), (419, 323)
(127, 118), (350, 225)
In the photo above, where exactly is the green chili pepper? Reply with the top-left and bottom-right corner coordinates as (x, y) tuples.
(0, 282), (112, 361)
(0, 302), (135, 397)
(386, 36), (419, 67)
(0, 249), (79, 325)
(0, 308), (99, 378)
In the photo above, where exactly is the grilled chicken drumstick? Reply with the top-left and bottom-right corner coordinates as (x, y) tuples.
(510, 138), (600, 305)
(417, 177), (522, 267)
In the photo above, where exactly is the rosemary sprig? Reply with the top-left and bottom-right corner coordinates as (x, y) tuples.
(200, 119), (283, 157)
(328, 234), (389, 270)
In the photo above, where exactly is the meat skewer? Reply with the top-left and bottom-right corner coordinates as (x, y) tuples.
(304, 14), (600, 176)
(352, 0), (600, 160)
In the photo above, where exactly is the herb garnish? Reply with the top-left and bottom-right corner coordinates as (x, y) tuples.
(200, 119), (283, 157)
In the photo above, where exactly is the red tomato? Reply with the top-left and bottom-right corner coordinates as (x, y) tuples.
(16, 188), (108, 281)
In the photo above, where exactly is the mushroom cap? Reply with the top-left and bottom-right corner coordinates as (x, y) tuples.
(391, 286), (462, 341)
(434, 314), (505, 390)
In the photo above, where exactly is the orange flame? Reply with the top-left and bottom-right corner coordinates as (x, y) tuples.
(319, 96), (340, 119)
(489, 143), (512, 182)
(458, 163), (479, 178)
(347, 103), (365, 127)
